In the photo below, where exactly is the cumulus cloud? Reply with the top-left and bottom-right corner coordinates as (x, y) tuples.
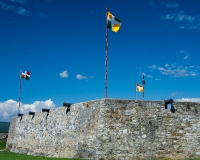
(76, 74), (88, 80)
(162, 10), (200, 30)
(175, 98), (200, 103)
(0, 99), (55, 122)
(149, 64), (199, 77)
(16, 7), (30, 16)
(60, 70), (69, 78)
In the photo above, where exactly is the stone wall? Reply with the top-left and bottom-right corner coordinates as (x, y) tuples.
(0, 133), (8, 141)
(6, 99), (200, 159)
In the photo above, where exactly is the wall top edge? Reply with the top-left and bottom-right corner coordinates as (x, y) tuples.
(11, 98), (199, 119)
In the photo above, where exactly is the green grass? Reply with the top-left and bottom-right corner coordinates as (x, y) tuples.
(0, 151), (82, 160)
(0, 142), (82, 159)
(0, 151), (200, 160)
(0, 141), (6, 150)
(1, 151), (200, 160)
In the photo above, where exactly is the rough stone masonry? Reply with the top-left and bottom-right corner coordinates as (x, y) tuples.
(6, 99), (200, 159)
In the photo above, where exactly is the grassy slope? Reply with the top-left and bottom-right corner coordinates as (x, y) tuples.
(0, 141), (82, 160)
(0, 141), (6, 150)
(0, 151), (200, 160)
(0, 152), (82, 160)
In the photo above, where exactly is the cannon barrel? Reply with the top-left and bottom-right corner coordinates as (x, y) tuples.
(29, 111), (35, 115)
(165, 98), (174, 104)
(164, 99), (174, 109)
(63, 102), (73, 107)
(42, 108), (50, 113)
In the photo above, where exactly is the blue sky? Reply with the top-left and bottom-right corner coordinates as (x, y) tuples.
(0, 0), (200, 121)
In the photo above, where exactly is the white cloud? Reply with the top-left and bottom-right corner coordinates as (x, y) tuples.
(10, 0), (28, 4)
(171, 64), (176, 67)
(149, 64), (199, 77)
(162, 68), (193, 77)
(170, 92), (183, 97)
(171, 92), (177, 97)
(146, 74), (153, 78)
(180, 50), (187, 54)
(0, 2), (14, 10)
(155, 78), (161, 81)
(184, 56), (188, 60)
(149, 65), (157, 69)
(162, 11), (200, 30)
(175, 98), (200, 103)
(16, 7), (30, 16)
(0, 2), (30, 17)
(76, 74), (88, 80)
(180, 50), (190, 60)
(59, 70), (69, 78)
(164, 13), (176, 20)
(158, 67), (165, 71)
(165, 64), (169, 67)
(0, 99), (55, 122)
(189, 71), (198, 76)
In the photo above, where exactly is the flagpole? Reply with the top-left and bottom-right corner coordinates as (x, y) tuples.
(105, 6), (108, 98)
(18, 66), (22, 115)
(142, 72), (144, 101)
(135, 82), (136, 100)
(143, 86), (144, 101)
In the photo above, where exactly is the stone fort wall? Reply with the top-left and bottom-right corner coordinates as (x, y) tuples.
(6, 99), (200, 159)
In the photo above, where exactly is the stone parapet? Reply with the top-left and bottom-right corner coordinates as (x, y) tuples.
(6, 99), (200, 159)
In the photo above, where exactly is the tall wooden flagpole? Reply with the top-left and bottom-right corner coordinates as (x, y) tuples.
(105, 6), (108, 98)
(18, 67), (22, 115)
